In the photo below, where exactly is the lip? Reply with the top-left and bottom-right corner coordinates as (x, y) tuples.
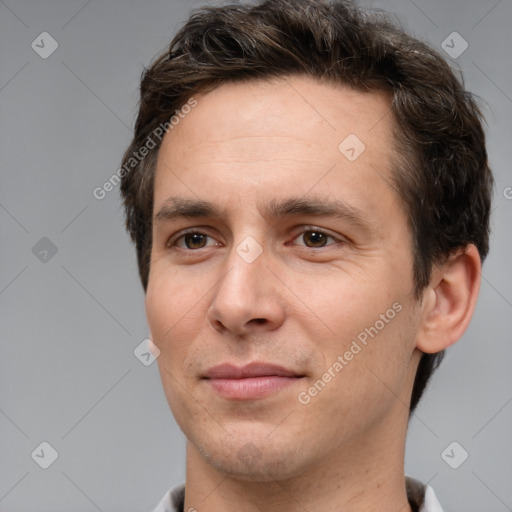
(203, 362), (300, 379)
(202, 362), (304, 400)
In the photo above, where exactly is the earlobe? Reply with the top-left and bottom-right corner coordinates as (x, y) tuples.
(416, 244), (482, 354)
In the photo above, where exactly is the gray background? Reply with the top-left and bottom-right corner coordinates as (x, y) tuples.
(0, 0), (511, 510)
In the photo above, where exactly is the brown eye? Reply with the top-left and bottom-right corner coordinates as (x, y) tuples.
(183, 233), (208, 249)
(289, 228), (341, 249)
(168, 230), (221, 252)
(302, 230), (329, 247)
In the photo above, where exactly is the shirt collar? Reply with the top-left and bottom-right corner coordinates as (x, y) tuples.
(153, 477), (444, 512)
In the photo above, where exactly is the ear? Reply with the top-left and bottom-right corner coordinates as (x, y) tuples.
(416, 244), (482, 354)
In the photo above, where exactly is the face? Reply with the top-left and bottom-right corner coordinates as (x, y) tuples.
(146, 76), (423, 481)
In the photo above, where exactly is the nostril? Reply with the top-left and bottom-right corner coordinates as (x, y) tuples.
(253, 318), (266, 324)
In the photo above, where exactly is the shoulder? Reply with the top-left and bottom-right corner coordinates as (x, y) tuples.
(151, 483), (185, 512)
(406, 476), (444, 512)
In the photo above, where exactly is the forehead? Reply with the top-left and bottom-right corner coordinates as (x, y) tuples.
(154, 75), (398, 219)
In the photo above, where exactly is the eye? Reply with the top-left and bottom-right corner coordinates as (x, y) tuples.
(170, 231), (220, 250)
(291, 228), (341, 248)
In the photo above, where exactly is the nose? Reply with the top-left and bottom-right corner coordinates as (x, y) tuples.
(207, 242), (286, 336)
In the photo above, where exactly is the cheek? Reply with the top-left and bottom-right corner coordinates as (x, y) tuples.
(145, 270), (205, 360)
(291, 270), (413, 384)
(298, 303), (416, 438)
(288, 269), (391, 342)
(146, 274), (210, 423)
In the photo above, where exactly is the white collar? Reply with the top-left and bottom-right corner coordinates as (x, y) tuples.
(152, 476), (444, 512)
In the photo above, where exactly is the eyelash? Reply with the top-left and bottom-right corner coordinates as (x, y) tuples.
(289, 227), (342, 248)
(168, 228), (221, 250)
(166, 226), (344, 251)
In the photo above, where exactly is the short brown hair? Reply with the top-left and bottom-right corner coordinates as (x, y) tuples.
(120, 0), (493, 414)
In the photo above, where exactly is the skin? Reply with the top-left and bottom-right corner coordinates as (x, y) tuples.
(145, 75), (481, 512)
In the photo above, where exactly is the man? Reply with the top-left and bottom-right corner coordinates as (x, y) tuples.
(119, 0), (493, 510)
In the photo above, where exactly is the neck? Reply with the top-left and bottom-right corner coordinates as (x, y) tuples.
(183, 398), (413, 512)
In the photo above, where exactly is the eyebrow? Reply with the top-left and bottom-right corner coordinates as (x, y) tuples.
(154, 196), (374, 233)
(154, 197), (228, 224)
(263, 197), (372, 232)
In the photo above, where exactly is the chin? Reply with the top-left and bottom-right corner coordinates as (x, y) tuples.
(190, 429), (312, 482)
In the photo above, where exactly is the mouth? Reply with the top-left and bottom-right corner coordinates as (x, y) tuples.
(202, 362), (305, 400)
